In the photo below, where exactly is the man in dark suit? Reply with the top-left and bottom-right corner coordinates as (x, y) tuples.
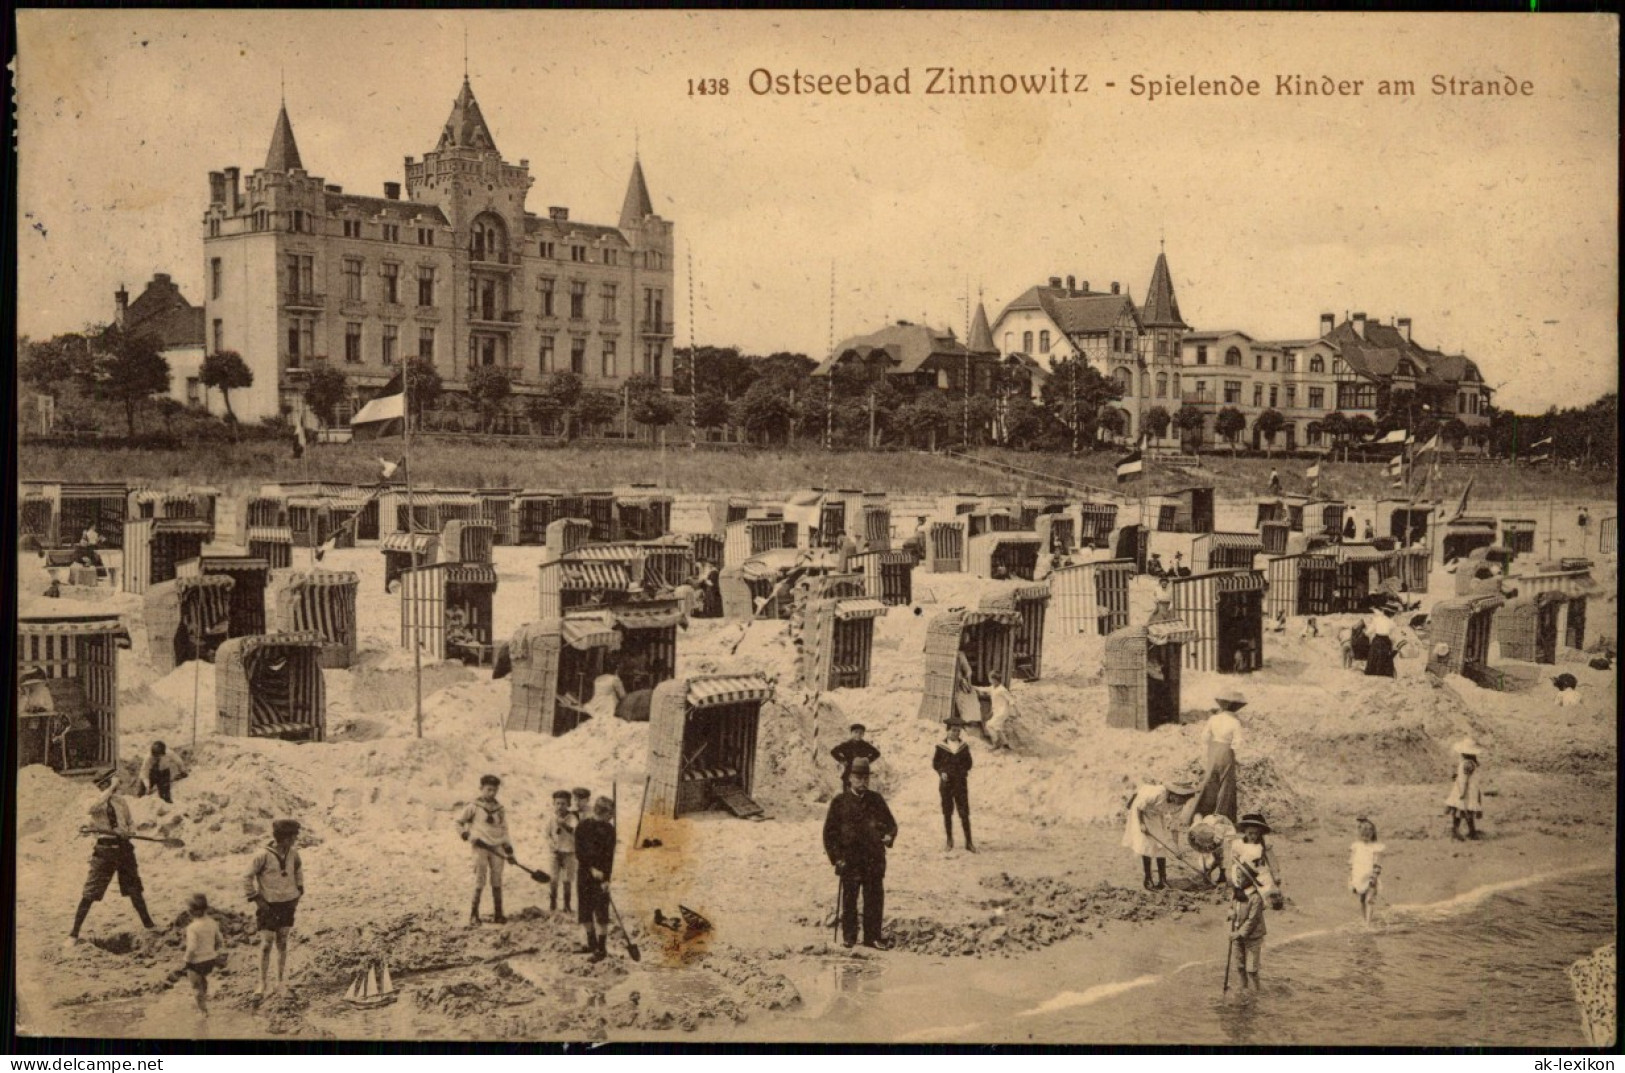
(822, 757), (897, 949)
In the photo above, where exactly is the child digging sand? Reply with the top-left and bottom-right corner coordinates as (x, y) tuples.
(1349, 818), (1385, 925)
(1444, 739), (1485, 840)
(182, 893), (224, 1014)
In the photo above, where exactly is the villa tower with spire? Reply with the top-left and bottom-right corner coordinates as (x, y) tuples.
(203, 79), (674, 425)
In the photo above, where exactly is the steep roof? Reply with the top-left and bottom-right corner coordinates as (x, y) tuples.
(524, 215), (626, 243)
(997, 285), (1141, 337)
(619, 157), (655, 231)
(264, 105), (304, 172)
(124, 275), (205, 349)
(968, 301), (995, 352)
(1140, 250), (1187, 329)
(437, 78), (500, 154)
(325, 193), (450, 226)
(1324, 320), (1444, 386)
(814, 322), (994, 377)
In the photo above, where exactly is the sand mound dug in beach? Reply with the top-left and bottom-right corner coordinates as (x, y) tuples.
(860, 872), (1210, 958)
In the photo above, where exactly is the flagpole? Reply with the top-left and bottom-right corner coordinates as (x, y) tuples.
(405, 361), (423, 740)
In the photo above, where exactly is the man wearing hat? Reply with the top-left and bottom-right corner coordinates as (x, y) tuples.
(456, 776), (516, 927)
(1194, 690), (1246, 823)
(933, 716), (975, 852)
(244, 818), (305, 997)
(830, 724), (880, 791)
(70, 770), (156, 944)
(1123, 777), (1199, 890)
(822, 756), (898, 949)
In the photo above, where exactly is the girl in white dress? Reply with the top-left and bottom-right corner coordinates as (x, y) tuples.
(1349, 817), (1384, 925)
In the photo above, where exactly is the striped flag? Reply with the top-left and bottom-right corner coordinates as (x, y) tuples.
(1116, 449), (1144, 484)
(1443, 477), (1475, 521)
(1386, 454), (1404, 478)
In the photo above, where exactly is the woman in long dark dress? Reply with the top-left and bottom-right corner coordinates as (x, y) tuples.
(1364, 609), (1397, 677)
(1194, 690), (1246, 823)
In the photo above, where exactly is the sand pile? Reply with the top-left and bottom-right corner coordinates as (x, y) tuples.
(173, 744), (324, 860)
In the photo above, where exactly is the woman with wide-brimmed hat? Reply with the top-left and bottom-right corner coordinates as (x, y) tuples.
(1123, 776), (1200, 890)
(1194, 689), (1247, 823)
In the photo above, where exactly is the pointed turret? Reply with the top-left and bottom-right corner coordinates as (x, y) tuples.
(619, 157), (655, 231)
(437, 77), (499, 154)
(1141, 249), (1186, 330)
(264, 104), (304, 172)
(968, 300), (995, 352)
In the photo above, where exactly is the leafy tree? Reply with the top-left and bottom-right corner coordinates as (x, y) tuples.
(627, 376), (679, 436)
(78, 325), (171, 438)
(536, 370), (584, 439)
(303, 365), (351, 427)
(756, 352), (818, 389)
(1441, 417), (1469, 454)
(894, 393), (954, 451)
(1348, 414), (1376, 445)
(732, 379), (796, 446)
(1320, 411), (1352, 459)
(1040, 356), (1122, 451)
(1215, 406), (1247, 451)
(1144, 405), (1172, 442)
(199, 350), (254, 426)
(671, 346), (755, 398)
(21, 332), (91, 396)
(1097, 406), (1128, 440)
(1254, 408), (1286, 457)
(1174, 404), (1207, 450)
(692, 391), (731, 430)
(466, 365), (513, 433)
(403, 357), (443, 430)
(572, 389), (623, 436)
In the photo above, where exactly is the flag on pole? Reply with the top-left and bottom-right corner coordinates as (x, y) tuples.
(1528, 453), (1551, 464)
(1529, 436), (1553, 449)
(1414, 434), (1440, 457)
(1377, 428), (1409, 445)
(1116, 449), (1144, 484)
(1305, 461), (1320, 480)
(1385, 455), (1404, 478)
(378, 456), (405, 482)
(1444, 477), (1475, 521)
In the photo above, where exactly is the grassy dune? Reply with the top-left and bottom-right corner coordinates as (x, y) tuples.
(17, 438), (1618, 503)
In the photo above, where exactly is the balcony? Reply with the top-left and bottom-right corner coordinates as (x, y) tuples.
(1180, 392), (1217, 408)
(414, 304), (443, 321)
(282, 291), (326, 311)
(469, 252), (522, 270)
(640, 319), (675, 337)
(467, 308), (524, 329)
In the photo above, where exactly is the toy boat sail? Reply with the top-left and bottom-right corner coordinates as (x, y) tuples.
(344, 959), (398, 1009)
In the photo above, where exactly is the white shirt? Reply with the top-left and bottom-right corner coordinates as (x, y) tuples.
(585, 673), (627, 720)
(1203, 711), (1242, 750)
(184, 915), (223, 964)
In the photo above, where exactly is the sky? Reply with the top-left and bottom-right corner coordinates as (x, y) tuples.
(15, 11), (1619, 413)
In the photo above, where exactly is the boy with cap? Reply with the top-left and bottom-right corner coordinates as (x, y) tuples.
(1229, 867), (1267, 990)
(571, 786), (593, 821)
(574, 796), (618, 961)
(933, 717), (974, 852)
(830, 724), (881, 791)
(245, 818), (304, 997)
(70, 770), (156, 943)
(457, 776), (515, 926)
(546, 790), (577, 913)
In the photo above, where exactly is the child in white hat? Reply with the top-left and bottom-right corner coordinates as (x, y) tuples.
(1444, 740), (1484, 840)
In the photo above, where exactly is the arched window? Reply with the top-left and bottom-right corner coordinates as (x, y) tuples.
(1225, 347), (1243, 367)
(1022, 331), (1033, 354)
(1039, 330), (1051, 354)
(1309, 355), (1325, 373)
(468, 211), (508, 263)
(1156, 373), (1168, 398)
(1113, 366), (1133, 395)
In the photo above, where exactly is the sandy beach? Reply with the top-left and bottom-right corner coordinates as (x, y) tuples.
(13, 526), (1617, 1044)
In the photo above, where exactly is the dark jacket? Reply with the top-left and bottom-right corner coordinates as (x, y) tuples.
(575, 817), (616, 883)
(830, 739), (880, 776)
(933, 741), (973, 781)
(823, 789), (897, 871)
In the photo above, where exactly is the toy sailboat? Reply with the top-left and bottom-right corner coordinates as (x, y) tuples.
(343, 959), (398, 1009)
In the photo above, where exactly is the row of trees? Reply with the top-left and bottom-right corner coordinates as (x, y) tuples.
(21, 325), (257, 437)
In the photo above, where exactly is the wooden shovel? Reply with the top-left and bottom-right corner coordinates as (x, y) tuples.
(80, 826), (186, 849)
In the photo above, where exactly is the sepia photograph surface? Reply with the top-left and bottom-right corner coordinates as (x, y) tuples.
(11, 10), (1619, 1047)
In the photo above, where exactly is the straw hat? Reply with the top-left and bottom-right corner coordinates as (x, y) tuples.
(1454, 737), (1483, 758)
(1214, 688), (1249, 710)
(1163, 778), (1199, 798)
